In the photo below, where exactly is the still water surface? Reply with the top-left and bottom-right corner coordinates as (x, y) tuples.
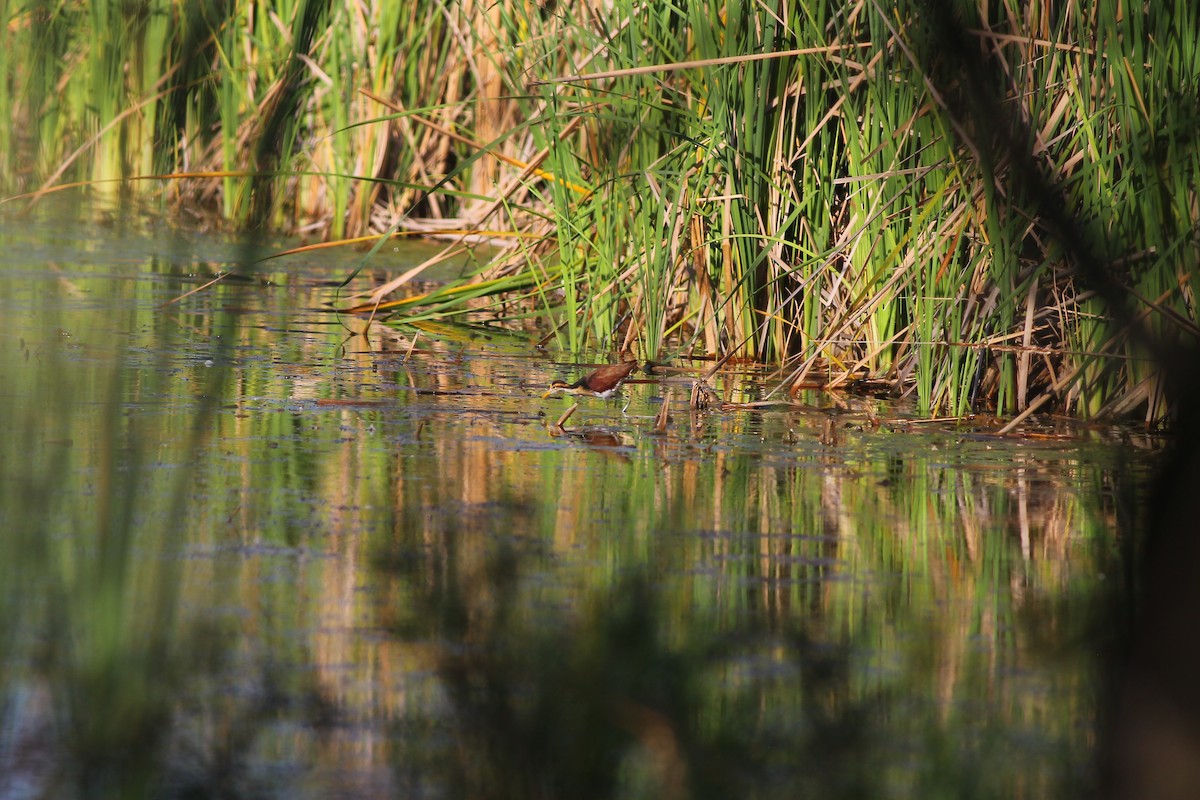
(0, 212), (1156, 797)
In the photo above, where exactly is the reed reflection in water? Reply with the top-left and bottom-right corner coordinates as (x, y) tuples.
(0, 219), (1153, 798)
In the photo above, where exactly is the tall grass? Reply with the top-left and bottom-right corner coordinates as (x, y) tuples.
(1, 0), (1196, 422)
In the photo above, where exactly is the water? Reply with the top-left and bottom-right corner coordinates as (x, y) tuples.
(0, 209), (1158, 798)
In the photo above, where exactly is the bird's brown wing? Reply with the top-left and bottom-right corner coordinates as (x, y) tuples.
(581, 360), (638, 393)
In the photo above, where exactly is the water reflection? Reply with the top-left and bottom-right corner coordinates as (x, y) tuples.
(0, 214), (1157, 798)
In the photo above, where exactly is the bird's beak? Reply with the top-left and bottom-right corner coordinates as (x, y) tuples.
(542, 388), (559, 399)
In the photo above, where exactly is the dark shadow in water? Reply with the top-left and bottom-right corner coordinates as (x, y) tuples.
(381, 534), (888, 800)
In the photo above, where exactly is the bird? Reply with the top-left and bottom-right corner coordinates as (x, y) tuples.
(543, 359), (639, 401)
(542, 359), (640, 425)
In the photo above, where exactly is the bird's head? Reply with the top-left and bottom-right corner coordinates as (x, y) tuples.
(542, 380), (571, 399)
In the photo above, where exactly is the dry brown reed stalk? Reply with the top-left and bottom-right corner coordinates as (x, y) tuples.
(459, 0), (515, 205)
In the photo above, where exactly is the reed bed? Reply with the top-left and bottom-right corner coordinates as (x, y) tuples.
(2, 0), (1196, 422)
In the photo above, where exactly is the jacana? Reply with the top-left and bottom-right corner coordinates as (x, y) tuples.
(542, 359), (639, 425)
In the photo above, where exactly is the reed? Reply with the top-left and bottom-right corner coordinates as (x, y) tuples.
(2, 0), (1196, 422)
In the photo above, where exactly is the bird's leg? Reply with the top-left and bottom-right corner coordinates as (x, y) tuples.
(620, 392), (630, 415)
(555, 402), (578, 429)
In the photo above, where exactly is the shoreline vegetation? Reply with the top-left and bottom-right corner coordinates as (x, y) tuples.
(2, 0), (1197, 424)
